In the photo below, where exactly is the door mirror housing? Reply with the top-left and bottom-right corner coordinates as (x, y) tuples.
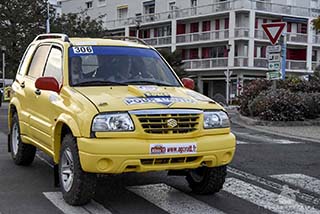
(35, 77), (60, 93)
(181, 78), (195, 90)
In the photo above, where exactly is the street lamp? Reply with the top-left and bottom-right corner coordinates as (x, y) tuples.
(1, 46), (6, 95)
(135, 17), (142, 38)
(225, 44), (232, 105)
(46, 1), (50, 33)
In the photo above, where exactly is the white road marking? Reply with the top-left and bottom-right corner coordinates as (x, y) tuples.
(36, 154), (54, 168)
(271, 174), (320, 195)
(224, 178), (320, 214)
(236, 140), (249, 144)
(228, 167), (320, 206)
(127, 183), (225, 214)
(235, 139), (301, 145)
(43, 192), (112, 214)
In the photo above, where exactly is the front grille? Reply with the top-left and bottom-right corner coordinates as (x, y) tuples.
(141, 156), (199, 165)
(136, 113), (200, 134)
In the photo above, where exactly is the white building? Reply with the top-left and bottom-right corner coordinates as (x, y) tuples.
(60, 0), (320, 101)
(50, 0), (62, 17)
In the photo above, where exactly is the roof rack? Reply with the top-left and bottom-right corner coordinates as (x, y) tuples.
(103, 36), (148, 46)
(34, 33), (70, 42)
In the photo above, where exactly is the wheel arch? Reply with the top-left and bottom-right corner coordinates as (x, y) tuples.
(53, 114), (81, 163)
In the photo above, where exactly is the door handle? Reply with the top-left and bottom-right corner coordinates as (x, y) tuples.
(20, 82), (25, 88)
(34, 89), (41, 95)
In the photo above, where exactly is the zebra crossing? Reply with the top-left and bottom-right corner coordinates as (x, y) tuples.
(44, 168), (320, 214)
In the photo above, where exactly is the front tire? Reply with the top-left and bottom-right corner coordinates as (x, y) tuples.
(59, 134), (96, 206)
(186, 165), (227, 195)
(10, 113), (36, 165)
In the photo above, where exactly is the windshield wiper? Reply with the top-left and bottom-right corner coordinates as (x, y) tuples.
(73, 80), (127, 86)
(122, 80), (175, 86)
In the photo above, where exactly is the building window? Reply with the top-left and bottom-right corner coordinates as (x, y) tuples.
(85, 1), (93, 9)
(202, 21), (211, 32)
(98, 0), (106, 7)
(144, 0), (155, 14)
(191, 0), (197, 7)
(117, 6), (128, 19)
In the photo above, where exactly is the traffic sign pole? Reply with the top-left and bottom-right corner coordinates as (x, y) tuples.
(281, 33), (287, 80)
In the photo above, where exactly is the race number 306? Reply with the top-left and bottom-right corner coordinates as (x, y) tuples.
(72, 46), (93, 54)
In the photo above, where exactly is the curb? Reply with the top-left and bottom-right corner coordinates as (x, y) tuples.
(230, 112), (320, 144)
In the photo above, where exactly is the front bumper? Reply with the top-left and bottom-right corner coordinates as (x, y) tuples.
(77, 133), (236, 173)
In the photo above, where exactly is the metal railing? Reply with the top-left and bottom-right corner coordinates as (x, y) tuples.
(104, 0), (320, 30)
(286, 33), (308, 43)
(143, 36), (172, 46)
(286, 60), (307, 70)
(254, 58), (268, 68)
(235, 27), (249, 38)
(182, 57), (228, 69)
(313, 35), (320, 44)
(176, 29), (229, 44)
(234, 57), (248, 67)
(255, 29), (269, 40)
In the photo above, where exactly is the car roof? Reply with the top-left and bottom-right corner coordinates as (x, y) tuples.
(69, 38), (150, 49)
(33, 34), (151, 49)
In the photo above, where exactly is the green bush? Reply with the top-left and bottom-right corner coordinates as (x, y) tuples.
(239, 79), (272, 116)
(239, 77), (320, 121)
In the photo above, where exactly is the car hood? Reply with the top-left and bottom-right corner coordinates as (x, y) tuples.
(74, 85), (223, 112)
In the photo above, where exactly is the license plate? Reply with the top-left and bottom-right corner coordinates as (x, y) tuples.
(150, 143), (197, 155)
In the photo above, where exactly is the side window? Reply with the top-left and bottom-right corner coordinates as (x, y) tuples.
(18, 45), (36, 75)
(27, 45), (50, 79)
(44, 47), (63, 84)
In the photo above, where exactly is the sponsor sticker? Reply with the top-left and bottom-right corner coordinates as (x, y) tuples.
(72, 46), (93, 54)
(137, 85), (159, 91)
(150, 143), (197, 155)
(124, 96), (196, 106)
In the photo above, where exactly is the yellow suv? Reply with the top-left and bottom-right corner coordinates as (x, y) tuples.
(8, 34), (236, 205)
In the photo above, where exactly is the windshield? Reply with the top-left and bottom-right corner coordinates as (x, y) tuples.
(68, 46), (181, 87)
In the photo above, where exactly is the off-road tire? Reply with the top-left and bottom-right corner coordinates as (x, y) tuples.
(186, 165), (227, 194)
(59, 134), (96, 206)
(10, 113), (36, 165)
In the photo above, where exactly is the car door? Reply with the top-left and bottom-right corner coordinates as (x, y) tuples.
(33, 45), (64, 149)
(11, 44), (37, 136)
(23, 44), (51, 149)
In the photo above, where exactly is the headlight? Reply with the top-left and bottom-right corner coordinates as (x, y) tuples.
(203, 111), (230, 129)
(92, 113), (134, 132)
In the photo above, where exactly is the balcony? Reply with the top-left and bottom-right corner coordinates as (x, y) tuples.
(104, 0), (319, 30)
(254, 58), (268, 68)
(176, 30), (229, 44)
(254, 58), (307, 71)
(143, 36), (172, 47)
(286, 33), (308, 44)
(313, 35), (320, 44)
(234, 57), (248, 67)
(235, 27), (249, 38)
(255, 29), (269, 41)
(286, 60), (307, 71)
(253, 0), (316, 17)
(183, 58), (228, 70)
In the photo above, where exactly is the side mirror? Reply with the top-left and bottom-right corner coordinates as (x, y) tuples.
(35, 77), (60, 93)
(181, 78), (195, 90)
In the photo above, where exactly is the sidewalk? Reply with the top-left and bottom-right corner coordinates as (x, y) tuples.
(227, 107), (320, 143)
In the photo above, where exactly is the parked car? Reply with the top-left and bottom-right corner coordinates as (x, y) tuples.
(8, 34), (236, 205)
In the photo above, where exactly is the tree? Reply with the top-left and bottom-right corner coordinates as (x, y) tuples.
(158, 49), (187, 78)
(50, 11), (107, 38)
(0, 0), (48, 78)
(312, 16), (320, 31)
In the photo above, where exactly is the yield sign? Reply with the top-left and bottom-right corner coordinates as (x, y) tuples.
(262, 22), (286, 45)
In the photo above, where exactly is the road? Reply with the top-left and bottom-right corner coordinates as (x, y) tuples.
(0, 102), (320, 214)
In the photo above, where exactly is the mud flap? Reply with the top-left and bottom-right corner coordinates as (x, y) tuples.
(7, 134), (11, 153)
(54, 164), (60, 187)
